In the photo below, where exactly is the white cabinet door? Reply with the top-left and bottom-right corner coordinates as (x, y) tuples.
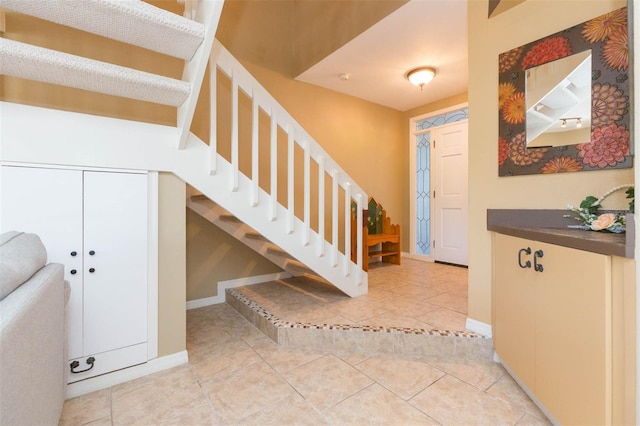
(0, 166), (85, 359)
(1, 166), (149, 377)
(83, 171), (148, 356)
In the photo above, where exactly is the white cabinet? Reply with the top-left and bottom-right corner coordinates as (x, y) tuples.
(0, 165), (149, 383)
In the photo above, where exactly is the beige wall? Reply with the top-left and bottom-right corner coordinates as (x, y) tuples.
(157, 173), (186, 357)
(468, 0), (631, 324)
(186, 208), (283, 301)
(216, 0), (294, 77)
(242, 61), (406, 228)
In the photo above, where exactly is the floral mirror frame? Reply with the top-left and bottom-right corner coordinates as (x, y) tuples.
(498, 7), (631, 176)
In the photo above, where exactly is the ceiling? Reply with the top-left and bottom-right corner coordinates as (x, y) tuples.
(295, 0), (468, 112)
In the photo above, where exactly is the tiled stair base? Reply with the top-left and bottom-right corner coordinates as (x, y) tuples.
(225, 288), (493, 361)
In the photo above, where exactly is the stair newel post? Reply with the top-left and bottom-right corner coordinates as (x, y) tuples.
(331, 170), (339, 267)
(356, 193), (364, 284)
(251, 90), (259, 207)
(303, 140), (311, 246)
(344, 183), (351, 277)
(208, 54), (217, 175)
(317, 156), (325, 257)
(231, 69), (239, 192)
(269, 108), (278, 221)
(287, 127), (295, 234)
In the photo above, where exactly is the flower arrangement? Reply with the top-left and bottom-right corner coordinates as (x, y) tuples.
(566, 184), (633, 234)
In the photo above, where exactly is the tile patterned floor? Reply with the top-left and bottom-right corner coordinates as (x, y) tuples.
(230, 259), (474, 334)
(59, 260), (551, 425)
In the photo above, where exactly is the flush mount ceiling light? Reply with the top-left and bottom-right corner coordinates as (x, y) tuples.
(406, 67), (436, 90)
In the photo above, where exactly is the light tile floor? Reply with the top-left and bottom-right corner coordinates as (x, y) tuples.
(59, 260), (550, 425)
(233, 259), (472, 332)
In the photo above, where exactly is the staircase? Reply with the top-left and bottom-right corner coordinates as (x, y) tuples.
(187, 195), (324, 280)
(0, 0), (368, 297)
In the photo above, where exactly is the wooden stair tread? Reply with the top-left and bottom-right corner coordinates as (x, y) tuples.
(219, 214), (242, 223)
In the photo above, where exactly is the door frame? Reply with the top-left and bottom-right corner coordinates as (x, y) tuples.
(408, 102), (468, 262)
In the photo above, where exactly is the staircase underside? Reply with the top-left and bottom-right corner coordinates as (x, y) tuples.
(187, 194), (327, 281)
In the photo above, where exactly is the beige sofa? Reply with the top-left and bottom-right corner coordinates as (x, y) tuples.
(0, 231), (66, 425)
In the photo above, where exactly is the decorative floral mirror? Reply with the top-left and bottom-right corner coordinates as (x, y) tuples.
(498, 7), (630, 176)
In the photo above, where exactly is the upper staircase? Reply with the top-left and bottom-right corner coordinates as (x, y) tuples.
(0, 0), (368, 297)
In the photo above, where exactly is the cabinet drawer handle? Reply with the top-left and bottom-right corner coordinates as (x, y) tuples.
(534, 249), (544, 272)
(70, 269), (77, 275)
(518, 247), (532, 269)
(70, 251), (77, 257)
(89, 268), (95, 273)
(89, 250), (96, 256)
(70, 356), (95, 374)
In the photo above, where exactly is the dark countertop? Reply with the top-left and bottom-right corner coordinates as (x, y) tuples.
(487, 209), (633, 258)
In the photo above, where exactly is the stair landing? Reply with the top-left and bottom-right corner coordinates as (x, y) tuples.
(226, 259), (493, 360)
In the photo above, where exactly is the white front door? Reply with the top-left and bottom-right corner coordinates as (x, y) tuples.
(432, 121), (468, 265)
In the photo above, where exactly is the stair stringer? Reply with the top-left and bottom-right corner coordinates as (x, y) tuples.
(187, 196), (322, 279)
(176, 136), (368, 298)
(0, 102), (368, 298)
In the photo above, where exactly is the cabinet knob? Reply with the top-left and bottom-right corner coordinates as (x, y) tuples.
(89, 268), (95, 273)
(518, 247), (532, 269)
(89, 250), (95, 256)
(70, 269), (77, 275)
(70, 251), (77, 257)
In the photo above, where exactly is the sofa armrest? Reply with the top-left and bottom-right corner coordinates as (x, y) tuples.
(0, 263), (66, 426)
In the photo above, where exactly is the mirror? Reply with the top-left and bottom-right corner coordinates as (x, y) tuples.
(525, 50), (591, 148)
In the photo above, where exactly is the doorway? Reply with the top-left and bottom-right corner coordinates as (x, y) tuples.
(409, 104), (469, 265)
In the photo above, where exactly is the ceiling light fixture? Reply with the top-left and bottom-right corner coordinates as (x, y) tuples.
(406, 67), (437, 90)
(559, 117), (582, 128)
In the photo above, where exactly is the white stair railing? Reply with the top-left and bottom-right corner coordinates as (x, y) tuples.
(199, 39), (367, 290)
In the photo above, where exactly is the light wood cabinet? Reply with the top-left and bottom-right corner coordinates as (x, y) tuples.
(493, 233), (613, 425)
(1, 165), (149, 383)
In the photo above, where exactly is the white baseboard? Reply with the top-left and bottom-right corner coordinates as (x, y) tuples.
(65, 350), (189, 399)
(186, 271), (292, 310)
(466, 318), (493, 337)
